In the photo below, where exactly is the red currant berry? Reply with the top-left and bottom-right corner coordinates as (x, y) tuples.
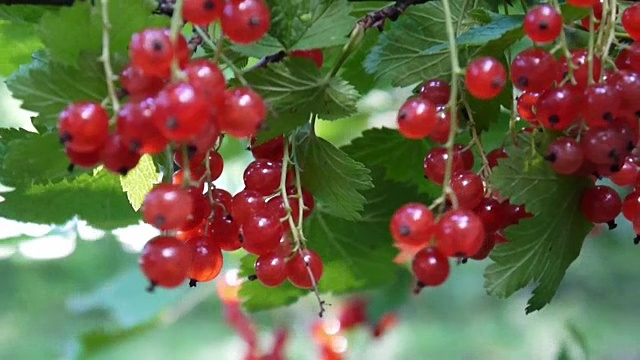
(286, 249), (323, 289)
(622, 4), (640, 40)
(423, 146), (472, 185)
(129, 29), (177, 78)
(610, 157), (639, 187)
(544, 137), (584, 175)
(207, 212), (242, 251)
(622, 191), (640, 223)
(434, 209), (485, 258)
(287, 186), (315, 218)
(390, 203), (435, 246)
(221, 0), (271, 44)
(583, 84), (621, 128)
(65, 146), (102, 168)
(290, 49), (324, 69)
(183, 0), (224, 27)
(183, 119), (221, 156)
(142, 184), (194, 230)
(581, 1), (603, 30)
(180, 186), (211, 231)
(516, 92), (540, 123)
(241, 212), (284, 255)
(211, 188), (233, 214)
(510, 48), (559, 92)
(230, 189), (266, 223)
(185, 235), (223, 283)
(449, 171), (484, 210)
(100, 134), (142, 175)
(523, 5), (563, 44)
(396, 98), (438, 139)
(606, 70), (640, 115)
(243, 159), (282, 196)
(250, 135), (285, 161)
(139, 235), (192, 289)
(560, 50), (602, 88)
(120, 64), (166, 99)
(486, 148), (508, 169)
(428, 110), (452, 144)
(419, 79), (451, 106)
(469, 232), (497, 260)
(473, 197), (505, 233)
(464, 57), (506, 100)
(218, 88), (266, 139)
(501, 200), (533, 226)
(535, 86), (581, 130)
(411, 246), (450, 287)
(581, 185), (621, 227)
(254, 252), (288, 287)
(580, 127), (628, 168)
(117, 99), (168, 155)
(154, 82), (209, 141)
(184, 59), (226, 109)
(58, 102), (109, 153)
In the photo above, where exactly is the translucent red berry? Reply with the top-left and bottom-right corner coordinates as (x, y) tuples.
(139, 235), (192, 289)
(100, 134), (142, 175)
(186, 235), (223, 283)
(560, 50), (602, 88)
(523, 5), (563, 44)
(464, 57), (506, 100)
(434, 209), (485, 258)
(243, 159), (282, 196)
(423, 146), (473, 185)
(473, 197), (505, 233)
(516, 92), (539, 123)
(117, 99), (168, 155)
(396, 98), (438, 139)
(411, 247), (450, 287)
(290, 49), (324, 69)
(418, 79), (451, 106)
(120, 64), (165, 99)
(230, 189), (266, 223)
(486, 148), (507, 169)
(544, 137), (584, 175)
(390, 203), (434, 246)
(154, 82), (209, 141)
(581, 186), (621, 227)
(241, 212), (284, 255)
(219, 88), (266, 139)
(207, 212), (242, 251)
(129, 28), (185, 78)
(535, 86), (581, 130)
(183, 0), (224, 27)
(58, 102), (109, 153)
(622, 4), (640, 40)
(255, 252), (288, 287)
(610, 157), (639, 187)
(65, 146), (101, 168)
(221, 0), (271, 44)
(142, 184), (194, 230)
(250, 135), (285, 160)
(510, 48), (559, 92)
(286, 249), (323, 289)
(449, 171), (484, 210)
(583, 84), (620, 128)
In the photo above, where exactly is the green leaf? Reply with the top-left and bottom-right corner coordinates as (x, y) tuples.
(296, 130), (372, 221)
(37, 0), (168, 67)
(238, 254), (308, 312)
(0, 171), (139, 229)
(364, 0), (480, 87)
(78, 322), (159, 359)
(6, 53), (108, 130)
(247, 59), (359, 142)
(0, 129), (90, 188)
(120, 155), (158, 211)
(0, 5), (56, 24)
(342, 128), (439, 195)
(338, 30), (379, 94)
(0, 21), (42, 76)
(234, 0), (355, 58)
(560, 3), (590, 23)
(484, 133), (594, 313)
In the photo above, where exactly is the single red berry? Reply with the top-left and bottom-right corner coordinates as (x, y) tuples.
(535, 86), (581, 130)
(290, 49), (324, 69)
(581, 186), (622, 227)
(183, 0), (224, 27)
(544, 137), (584, 175)
(583, 84), (620, 128)
(211, 188), (233, 214)
(428, 110), (452, 144)
(486, 148), (508, 169)
(606, 70), (640, 115)
(255, 252), (288, 287)
(287, 186), (315, 218)
(185, 235), (223, 283)
(523, 5), (563, 44)
(411, 246), (450, 287)
(241, 212), (284, 255)
(581, 1), (604, 30)
(286, 249), (323, 289)
(58, 102), (109, 153)
(182, 119), (221, 156)
(560, 50), (602, 88)
(464, 57), (506, 100)
(139, 235), (192, 289)
(449, 171), (484, 210)
(516, 92), (540, 123)
(243, 159), (282, 196)
(473, 198), (505, 233)
(396, 97), (439, 139)
(154, 82), (210, 141)
(423, 146), (472, 185)
(221, 0), (271, 44)
(174, 149), (206, 170)
(616, 44), (640, 73)
(100, 134), (142, 175)
(250, 135), (285, 161)
(469, 232), (497, 260)
(183, 59), (226, 110)
(338, 298), (368, 330)
(622, 4), (640, 40)
(510, 48), (559, 92)
(120, 64), (166, 99)
(129, 28), (180, 78)
(230, 189), (266, 223)
(117, 99), (168, 155)
(434, 209), (485, 258)
(180, 186), (211, 231)
(580, 127), (628, 168)
(218, 88), (266, 139)
(65, 146), (102, 168)
(419, 79), (451, 106)
(142, 184), (194, 230)
(610, 157), (639, 187)
(207, 212), (242, 251)
(390, 203), (435, 246)
(622, 191), (640, 223)
(501, 200), (533, 227)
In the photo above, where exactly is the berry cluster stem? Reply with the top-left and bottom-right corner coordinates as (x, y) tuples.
(98, 0), (120, 115)
(440, 0), (460, 212)
(168, 0), (185, 79)
(193, 26), (249, 86)
(280, 136), (326, 317)
(326, 24), (365, 79)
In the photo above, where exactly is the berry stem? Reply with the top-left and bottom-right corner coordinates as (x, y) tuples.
(440, 0), (461, 212)
(326, 24), (365, 79)
(168, 0), (185, 80)
(550, 0), (576, 84)
(180, 144), (192, 186)
(597, 0), (617, 76)
(193, 26), (249, 86)
(98, 0), (120, 115)
(587, 7), (596, 85)
(462, 99), (490, 175)
(164, 145), (173, 184)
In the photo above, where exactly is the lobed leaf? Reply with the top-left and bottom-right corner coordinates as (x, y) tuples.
(119, 154), (158, 211)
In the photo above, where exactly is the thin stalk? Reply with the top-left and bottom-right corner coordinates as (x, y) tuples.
(168, 0), (185, 79)
(99, 0), (120, 115)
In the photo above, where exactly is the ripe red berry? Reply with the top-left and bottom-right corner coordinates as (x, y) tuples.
(100, 134), (142, 175)
(243, 159), (282, 196)
(250, 135), (285, 160)
(469, 232), (497, 260)
(221, 0), (271, 44)
(254, 252), (288, 287)
(622, 4), (640, 40)
(581, 186), (622, 227)
(396, 98), (438, 139)
(183, 59), (226, 109)
(390, 203), (435, 246)
(286, 249), (323, 289)
(418, 79), (451, 106)
(580, 1), (604, 30)
(516, 92), (539, 123)
(434, 209), (485, 258)
(207, 212), (242, 251)
(607, 70), (640, 115)
(120, 64), (166, 99)
(65, 146), (101, 168)
(535, 86), (581, 130)
(129, 28), (184, 78)
(58, 102), (109, 153)
(230, 189), (266, 223)
(139, 235), (192, 289)
(580, 127), (628, 169)
(449, 171), (484, 210)
(510, 48), (559, 92)
(290, 49), (324, 69)
(180, 186), (211, 231)
(142, 184), (194, 230)
(411, 246), (450, 287)
(183, 120), (221, 156)
(185, 235), (223, 284)
(560, 50), (602, 88)
(501, 200), (533, 226)
(473, 197), (505, 233)
(464, 57), (506, 100)
(183, 0), (224, 26)
(486, 148), (508, 169)
(610, 157), (639, 187)
(583, 84), (621, 128)
(154, 82), (210, 141)
(428, 110), (452, 144)
(523, 5), (563, 44)
(241, 212), (284, 255)
(117, 99), (168, 155)
(544, 137), (584, 175)
(218, 88), (266, 138)
(423, 146), (473, 185)
(622, 191), (640, 223)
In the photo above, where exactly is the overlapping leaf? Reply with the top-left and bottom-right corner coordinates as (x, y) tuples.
(120, 154), (158, 211)
(485, 133), (594, 313)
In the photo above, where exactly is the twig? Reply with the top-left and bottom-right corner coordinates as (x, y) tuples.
(168, 0), (185, 79)
(98, 0), (120, 115)
(246, 51), (286, 72)
(357, 0), (431, 31)
(193, 26), (249, 86)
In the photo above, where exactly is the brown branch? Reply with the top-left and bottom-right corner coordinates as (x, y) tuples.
(358, 0), (431, 31)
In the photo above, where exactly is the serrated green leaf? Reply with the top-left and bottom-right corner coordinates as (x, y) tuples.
(234, 0), (355, 58)
(37, 0), (168, 67)
(296, 131), (372, 221)
(6, 53), (108, 130)
(364, 0), (479, 87)
(0, 21), (42, 76)
(120, 155), (158, 211)
(484, 133), (593, 313)
(247, 59), (359, 142)
(0, 5), (56, 24)
(0, 171), (139, 229)
(0, 129), (90, 188)
(560, 3), (590, 23)
(339, 30), (379, 94)
(342, 128), (439, 195)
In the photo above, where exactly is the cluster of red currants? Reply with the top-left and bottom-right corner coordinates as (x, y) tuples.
(392, 1), (640, 290)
